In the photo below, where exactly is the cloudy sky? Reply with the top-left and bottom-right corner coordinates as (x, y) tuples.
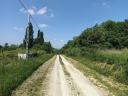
(0, 0), (128, 48)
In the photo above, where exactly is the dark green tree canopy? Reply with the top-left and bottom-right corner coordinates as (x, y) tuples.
(23, 22), (34, 48)
(61, 19), (128, 52)
(21, 22), (53, 53)
(34, 30), (44, 45)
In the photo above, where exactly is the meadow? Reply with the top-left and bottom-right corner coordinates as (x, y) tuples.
(0, 49), (53, 96)
(71, 48), (128, 84)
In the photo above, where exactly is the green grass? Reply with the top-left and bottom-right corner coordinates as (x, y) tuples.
(92, 49), (128, 65)
(0, 50), (53, 96)
(64, 48), (128, 95)
(66, 55), (128, 96)
(78, 48), (128, 84)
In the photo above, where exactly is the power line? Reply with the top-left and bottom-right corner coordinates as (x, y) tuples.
(18, 0), (40, 30)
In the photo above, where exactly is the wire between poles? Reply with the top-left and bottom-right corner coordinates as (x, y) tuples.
(18, 0), (40, 30)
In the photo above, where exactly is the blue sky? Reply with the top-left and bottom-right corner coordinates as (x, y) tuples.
(0, 0), (128, 48)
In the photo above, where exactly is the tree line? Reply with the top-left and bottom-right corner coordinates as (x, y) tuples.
(60, 19), (128, 84)
(61, 19), (128, 54)
(0, 22), (53, 53)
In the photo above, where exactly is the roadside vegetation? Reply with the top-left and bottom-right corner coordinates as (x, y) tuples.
(61, 19), (128, 95)
(0, 22), (54, 96)
(65, 56), (128, 96)
(76, 48), (128, 84)
(0, 49), (53, 96)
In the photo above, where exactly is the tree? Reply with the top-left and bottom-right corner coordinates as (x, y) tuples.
(4, 43), (9, 50)
(23, 22), (34, 48)
(0, 45), (2, 49)
(34, 30), (44, 45)
(9, 44), (18, 50)
(43, 42), (53, 53)
(62, 19), (128, 53)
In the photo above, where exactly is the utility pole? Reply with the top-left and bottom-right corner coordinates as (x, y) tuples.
(26, 14), (31, 58)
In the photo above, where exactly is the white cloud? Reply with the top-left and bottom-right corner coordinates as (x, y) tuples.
(19, 7), (36, 15)
(39, 24), (48, 28)
(28, 9), (35, 15)
(19, 6), (54, 17)
(37, 7), (47, 15)
(101, 2), (110, 8)
(13, 27), (24, 32)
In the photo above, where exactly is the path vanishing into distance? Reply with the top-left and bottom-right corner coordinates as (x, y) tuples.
(12, 55), (107, 96)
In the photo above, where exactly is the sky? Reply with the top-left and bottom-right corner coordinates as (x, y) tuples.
(0, 0), (128, 48)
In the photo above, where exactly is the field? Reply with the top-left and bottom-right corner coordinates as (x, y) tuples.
(73, 48), (128, 84)
(63, 48), (128, 96)
(0, 49), (53, 96)
(65, 55), (128, 96)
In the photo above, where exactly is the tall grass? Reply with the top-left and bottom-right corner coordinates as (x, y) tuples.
(71, 48), (128, 84)
(0, 50), (53, 96)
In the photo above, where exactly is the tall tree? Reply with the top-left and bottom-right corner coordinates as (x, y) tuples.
(34, 30), (44, 45)
(23, 22), (34, 48)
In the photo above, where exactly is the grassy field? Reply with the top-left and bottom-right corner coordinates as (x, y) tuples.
(65, 55), (128, 96)
(78, 48), (128, 84)
(63, 49), (128, 95)
(90, 49), (128, 65)
(0, 49), (53, 96)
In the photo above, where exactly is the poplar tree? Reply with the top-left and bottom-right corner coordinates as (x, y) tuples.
(34, 30), (44, 45)
(23, 22), (34, 48)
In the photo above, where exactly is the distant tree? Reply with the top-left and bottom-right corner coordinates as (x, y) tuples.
(61, 19), (128, 53)
(9, 44), (18, 50)
(4, 43), (9, 50)
(125, 19), (128, 23)
(43, 42), (53, 53)
(0, 45), (2, 49)
(23, 39), (26, 48)
(34, 30), (44, 45)
(0, 45), (3, 53)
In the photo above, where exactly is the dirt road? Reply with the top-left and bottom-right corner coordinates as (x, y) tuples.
(60, 55), (106, 96)
(12, 55), (107, 96)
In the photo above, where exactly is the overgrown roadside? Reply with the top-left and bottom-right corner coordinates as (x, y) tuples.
(64, 55), (128, 96)
(0, 54), (53, 96)
(11, 56), (56, 96)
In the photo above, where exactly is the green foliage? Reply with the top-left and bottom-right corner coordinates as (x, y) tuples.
(61, 19), (128, 50)
(0, 50), (53, 96)
(61, 19), (128, 84)
(66, 48), (128, 84)
(22, 23), (53, 54)
(23, 22), (34, 48)
(43, 42), (53, 53)
(34, 30), (44, 45)
(1, 44), (19, 51)
(4, 43), (9, 50)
